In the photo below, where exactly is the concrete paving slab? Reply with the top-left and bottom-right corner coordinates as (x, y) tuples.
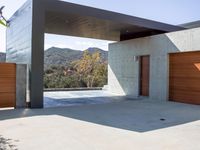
(0, 99), (200, 150)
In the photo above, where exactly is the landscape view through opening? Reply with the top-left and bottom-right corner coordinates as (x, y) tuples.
(43, 34), (114, 89)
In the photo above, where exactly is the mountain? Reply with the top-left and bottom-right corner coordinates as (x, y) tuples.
(0, 47), (107, 67)
(86, 47), (108, 61)
(44, 47), (83, 68)
(0, 52), (6, 62)
(44, 47), (108, 69)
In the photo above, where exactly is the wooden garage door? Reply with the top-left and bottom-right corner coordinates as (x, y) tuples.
(0, 63), (16, 108)
(169, 52), (200, 105)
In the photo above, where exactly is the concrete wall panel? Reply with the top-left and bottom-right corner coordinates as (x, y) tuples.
(108, 27), (200, 101)
(16, 64), (27, 108)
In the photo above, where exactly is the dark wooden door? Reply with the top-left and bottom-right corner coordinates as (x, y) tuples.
(169, 52), (200, 105)
(140, 56), (150, 96)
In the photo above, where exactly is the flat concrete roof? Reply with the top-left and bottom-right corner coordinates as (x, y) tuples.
(180, 20), (200, 29)
(43, 0), (184, 41)
(8, 0), (185, 41)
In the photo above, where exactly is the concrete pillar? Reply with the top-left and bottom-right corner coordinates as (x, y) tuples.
(30, 1), (45, 108)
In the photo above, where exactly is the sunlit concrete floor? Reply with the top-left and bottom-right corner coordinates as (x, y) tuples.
(44, 90), (124, 107)
(1, 99), (200, 150)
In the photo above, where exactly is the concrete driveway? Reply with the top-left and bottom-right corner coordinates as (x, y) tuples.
(0, 99), (200, 150)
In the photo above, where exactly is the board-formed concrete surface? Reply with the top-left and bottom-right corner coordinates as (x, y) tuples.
(108, 27), (200, 100)
(44, 90), (124, 108)
(1, 99), (200, 150)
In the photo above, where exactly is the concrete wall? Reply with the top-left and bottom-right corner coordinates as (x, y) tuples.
(16, 64), (27, 108)
(6, 0), (32, 64)
(6, 0), (32, 104)
(108, 27), (200, 101)
(6, 0), (45, 108)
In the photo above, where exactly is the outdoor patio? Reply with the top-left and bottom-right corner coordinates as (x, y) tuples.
(0, 98), (200, 150)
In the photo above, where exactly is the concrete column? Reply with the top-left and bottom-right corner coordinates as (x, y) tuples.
(30, 0), (45, 108)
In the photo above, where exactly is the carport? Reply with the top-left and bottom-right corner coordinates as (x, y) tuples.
(6, 0), (183, 108)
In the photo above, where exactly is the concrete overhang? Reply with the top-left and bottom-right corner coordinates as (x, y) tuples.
(179, 20), (200, 29)
(43, 0), (185, 41)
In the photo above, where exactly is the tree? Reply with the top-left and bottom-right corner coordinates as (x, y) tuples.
(72, 50), (107, 87)
(0, 6), (8, 27)
(0, 19), (6, 27)
(43, 51), (108, 89)
(92, 62), (108, 87)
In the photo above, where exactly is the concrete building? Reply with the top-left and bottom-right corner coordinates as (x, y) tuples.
(108, 27), (200, 105)
(6, 0), (200, 108)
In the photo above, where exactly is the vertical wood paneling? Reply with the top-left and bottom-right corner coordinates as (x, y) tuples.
(169, 52), (200, 105)
(0, 63), (16, 108)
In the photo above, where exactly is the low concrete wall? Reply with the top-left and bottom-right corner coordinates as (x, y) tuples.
(108, 27), (200, 101)
(16, 64), (27, 108)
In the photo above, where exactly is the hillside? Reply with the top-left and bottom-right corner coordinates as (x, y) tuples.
(44, 47), (108, 69)
(44, 47), (82, 68)
(0, 47), (108, 67)
(86, 47), (108, 61)
(0, 52), (6, 62)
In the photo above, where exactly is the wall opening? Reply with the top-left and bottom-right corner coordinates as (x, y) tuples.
(43, 33), (118, 107)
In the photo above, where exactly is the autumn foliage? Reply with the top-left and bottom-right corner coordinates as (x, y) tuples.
(44, 50), (107, 88)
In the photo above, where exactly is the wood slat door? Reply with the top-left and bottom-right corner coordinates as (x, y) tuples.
(169, 52), (200, 105)
(0, 63), (16, 108)
(140, 56), (150, 96)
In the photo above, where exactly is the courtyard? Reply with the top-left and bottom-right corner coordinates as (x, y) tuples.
(0, 97), (200, 150)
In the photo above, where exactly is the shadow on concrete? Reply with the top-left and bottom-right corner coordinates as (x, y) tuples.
(0, 135), (18, 150)
(0, 99), (200, 133)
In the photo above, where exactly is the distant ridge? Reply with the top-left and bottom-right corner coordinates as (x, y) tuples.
(44, 47), (108, 69)
(0, 47), (108, 67)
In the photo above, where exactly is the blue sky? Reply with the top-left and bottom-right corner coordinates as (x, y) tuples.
(0, 0), (200, 52)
